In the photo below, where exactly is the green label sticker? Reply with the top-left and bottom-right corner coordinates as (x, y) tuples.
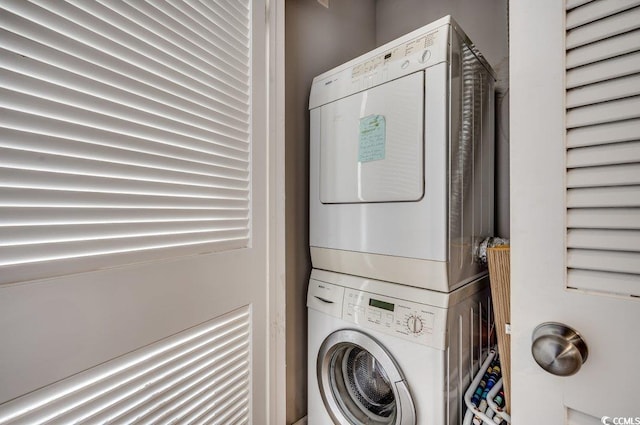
(358, 115), (386, 162)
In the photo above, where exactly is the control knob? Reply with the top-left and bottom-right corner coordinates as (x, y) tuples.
(406, 315), (424, 334)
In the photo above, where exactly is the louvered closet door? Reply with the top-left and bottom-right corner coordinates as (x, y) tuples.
(0, 1), (277, 423)
(511, 1), (640, 423)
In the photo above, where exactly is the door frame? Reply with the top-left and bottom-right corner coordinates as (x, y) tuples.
(267, 0), (286, 423)
(510, 1), (568, 421)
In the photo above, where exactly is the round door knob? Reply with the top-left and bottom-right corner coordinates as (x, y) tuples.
(531, 322), (588, 376)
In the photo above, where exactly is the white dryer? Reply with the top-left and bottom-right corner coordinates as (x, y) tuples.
(309, 16), (496, 292)
(307, 269), (491, 425)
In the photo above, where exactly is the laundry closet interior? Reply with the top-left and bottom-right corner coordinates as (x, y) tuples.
(285, 1), (509, 424)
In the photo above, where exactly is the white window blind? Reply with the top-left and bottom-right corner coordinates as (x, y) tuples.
(0, 0), (252, 285)
(0, 306), (251, 424)
(565, 1), (640, 297)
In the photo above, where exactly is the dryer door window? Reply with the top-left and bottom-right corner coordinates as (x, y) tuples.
(317, 330), (416, 425)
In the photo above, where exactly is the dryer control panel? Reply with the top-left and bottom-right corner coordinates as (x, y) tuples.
(309, 23), (450, 109)
(342, 288), (447, 350)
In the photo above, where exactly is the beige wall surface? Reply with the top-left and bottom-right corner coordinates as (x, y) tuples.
(376, 0), (510, 237)
(284, 1), (376, 423)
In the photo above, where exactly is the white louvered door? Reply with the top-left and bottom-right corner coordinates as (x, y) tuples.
(0, 1), (279, 423)
(511, 1), (640, 423)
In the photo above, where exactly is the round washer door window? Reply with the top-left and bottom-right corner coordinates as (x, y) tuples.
(317, 330), (416, 425)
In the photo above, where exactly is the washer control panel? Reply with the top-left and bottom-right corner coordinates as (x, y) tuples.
(342, 288), (446, 349)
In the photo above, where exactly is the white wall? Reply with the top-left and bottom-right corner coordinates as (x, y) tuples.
(285, 1), (376, 423)
(376, 0), (510, 237)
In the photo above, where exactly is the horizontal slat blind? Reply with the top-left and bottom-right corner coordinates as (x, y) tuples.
(0, 0), (252, 284)
(566, 3), (640, 297)
(566, 4), (640, 49)
(0, 306), (251, 424)
(566, 0), (640, 30)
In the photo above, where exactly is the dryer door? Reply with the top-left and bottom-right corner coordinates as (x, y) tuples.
(317, 330), (416, 425)
(319, 71), (424, 204)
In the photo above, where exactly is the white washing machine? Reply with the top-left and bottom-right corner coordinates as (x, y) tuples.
(307, 269), (491, 425)
(309, 16), (496, 292)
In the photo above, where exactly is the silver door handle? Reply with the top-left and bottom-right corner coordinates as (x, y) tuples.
(531, 322), (588, 376)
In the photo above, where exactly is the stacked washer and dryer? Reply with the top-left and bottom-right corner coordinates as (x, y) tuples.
(307, 16), (496, 425)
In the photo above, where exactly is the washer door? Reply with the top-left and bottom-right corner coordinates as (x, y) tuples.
(317, 329), (416, 425)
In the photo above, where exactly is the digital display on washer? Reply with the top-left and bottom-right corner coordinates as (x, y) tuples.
(369, 298), (395, 312)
